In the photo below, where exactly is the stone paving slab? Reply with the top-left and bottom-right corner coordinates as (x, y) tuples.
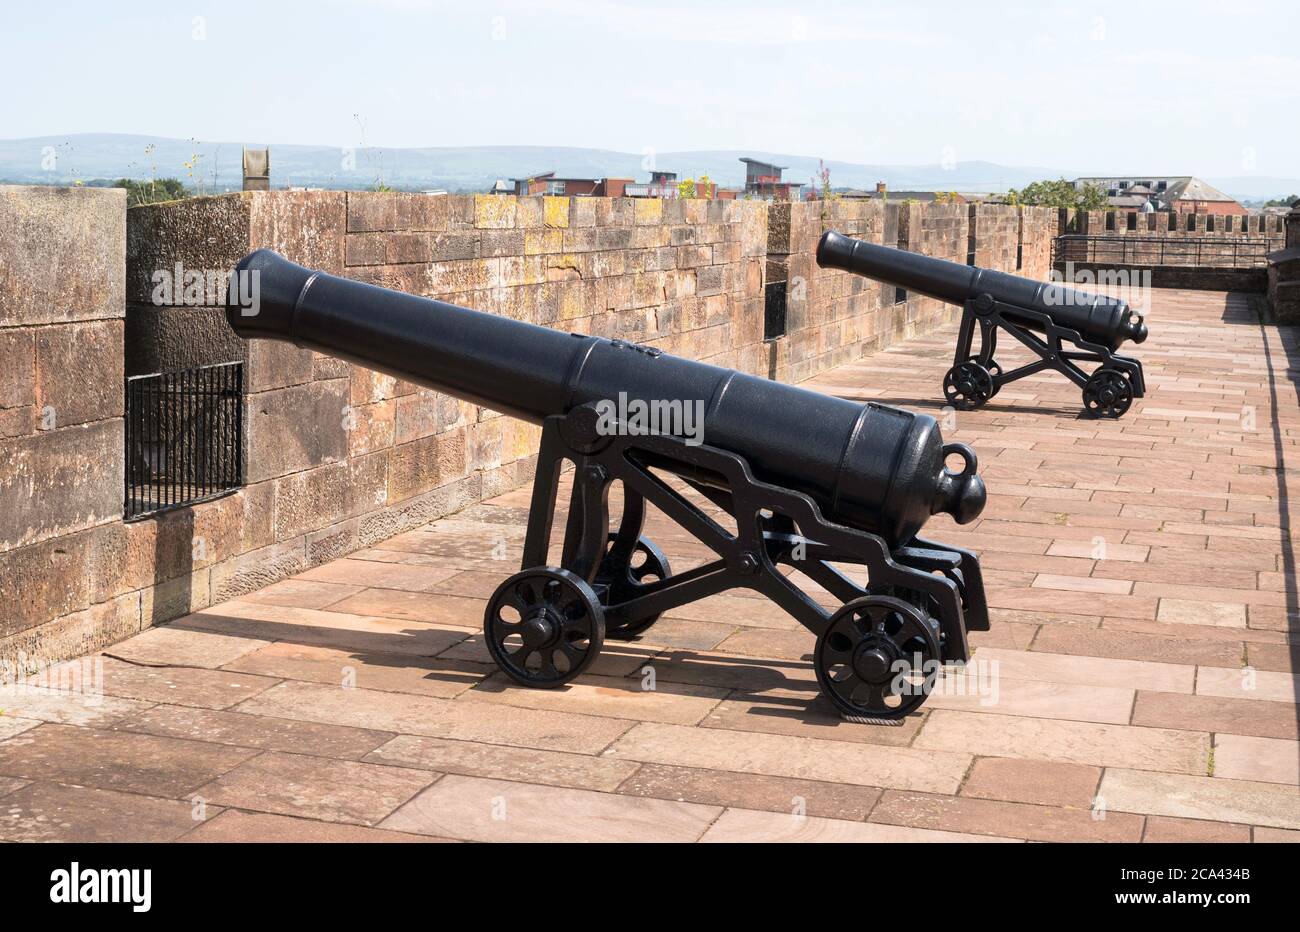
(89, 656), (280, 710)
(235, 680), (634, 753)
(193, 751), (436, 827)
(380, 774), (722, 842)
(180, 809), (450, 843)
(0, 724), (256, 797)
(605, 721), (973, 793)
(0, 782), (210, 842)
(915, 709), (1211, 774)
(1097, 769), (1300, 831)
(3, 287), (1297, 842)
(103, 626), (272, 668)
(698, 807), (1019, 843)
(366, 734), (640, 791)
(116, 704), (395, 760)
(223, 642), (486, 699)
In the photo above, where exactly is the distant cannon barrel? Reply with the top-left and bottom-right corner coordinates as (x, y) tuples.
(817, 230), (1148, 350)
(226, 249), (985, 547)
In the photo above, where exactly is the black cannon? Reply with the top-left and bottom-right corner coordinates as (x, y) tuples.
(817, 231), (1148, 418)
(225, 249), (989, 723)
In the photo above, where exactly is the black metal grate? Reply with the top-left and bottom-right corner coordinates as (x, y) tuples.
(125, 362), (244, 520)
(764, 280), (787, 340)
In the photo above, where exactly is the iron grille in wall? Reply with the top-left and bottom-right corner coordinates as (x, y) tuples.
(125, 362), (244, 520)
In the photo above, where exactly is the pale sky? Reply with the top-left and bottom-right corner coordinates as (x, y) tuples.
(4, 0), (1298, 176)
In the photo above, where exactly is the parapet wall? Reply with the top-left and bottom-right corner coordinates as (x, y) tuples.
(0, 186), (132, 661)
(1060, 208), (1287, 246)
(1, 187), (1059, 670)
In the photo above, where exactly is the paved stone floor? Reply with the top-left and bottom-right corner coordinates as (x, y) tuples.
(3, 287), (1298, 842)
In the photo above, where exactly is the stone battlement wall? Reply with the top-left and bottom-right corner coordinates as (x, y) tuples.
(1, 187), (1060, 669)
(1060, 208), (1286, 244)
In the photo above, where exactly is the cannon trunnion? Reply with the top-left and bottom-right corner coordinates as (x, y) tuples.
(226, 249), (990, 723)
(817, 231), (1149, 418)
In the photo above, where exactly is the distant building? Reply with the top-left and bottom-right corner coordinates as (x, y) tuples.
(502, 169), (734, 199)
(837, 182), (978, 203)
(740, 158), (800, 200)
(508, 172), (633, 197)
(624, 171), (680, 198)
(1073, 176), (1246, 216)
(242, 147), (270, 191)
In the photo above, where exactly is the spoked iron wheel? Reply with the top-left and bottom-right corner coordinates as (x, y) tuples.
(484, 567), (604, 688)
(595, 533), (672, 640)
(943, 360), (994, 410)
(1082, 367), (1133, 419)
(973, 357), (1003, 398)
(814, 595), (941, 724)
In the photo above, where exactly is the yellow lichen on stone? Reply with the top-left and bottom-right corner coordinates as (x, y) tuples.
(474, 194), (516, 229)
(558, 281), (585, 320)
(543, 196), (570, 229)
(524, 229), (564, 255)
(634, 197), (663, 225)
(503, 419), (542, 461)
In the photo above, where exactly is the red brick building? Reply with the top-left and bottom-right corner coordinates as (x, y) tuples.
(509, 172), (632, 197)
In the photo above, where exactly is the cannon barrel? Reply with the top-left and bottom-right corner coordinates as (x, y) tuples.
(817, 230), (1148, 351)
(226, 249), (986, 547)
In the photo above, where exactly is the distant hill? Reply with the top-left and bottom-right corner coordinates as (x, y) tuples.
(2, 134), (1296, 202)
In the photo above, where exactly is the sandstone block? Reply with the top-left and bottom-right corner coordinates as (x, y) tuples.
(244, 379), (349, 483)
(543, 197), (570, 229)
(274, 452), (389, 540)
(0, 329), (35, 410)
(474, 195), (516, 230)
(0, 420), (122, 550)
(35, 320), (123, 427)
(0, 531), (95, 637)
(1, 185), (125, 326)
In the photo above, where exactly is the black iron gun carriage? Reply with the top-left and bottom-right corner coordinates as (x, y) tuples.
(226, 250), (989, 723)
(817, 231), (1149, 418)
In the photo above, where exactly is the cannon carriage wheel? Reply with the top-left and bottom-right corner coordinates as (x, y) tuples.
(1082, 367), (1134, 419)
(943, 360), (995, 410)
(484, 567), (605, 688)
(814, 595), (941, 724)
(595, 532), (673, 639)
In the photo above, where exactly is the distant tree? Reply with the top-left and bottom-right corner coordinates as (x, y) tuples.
(1263, 194), (1299, 207)
(1005, 177), (1107, 210)
(933, 191), (960, 204)
(113, 177), (189, 207)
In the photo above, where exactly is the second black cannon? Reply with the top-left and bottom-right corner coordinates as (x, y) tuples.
(817, 230), (1148, 418)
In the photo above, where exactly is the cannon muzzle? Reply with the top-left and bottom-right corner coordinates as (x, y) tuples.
(226, 249), (985, 546)
(817, 230), (1147, 350)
